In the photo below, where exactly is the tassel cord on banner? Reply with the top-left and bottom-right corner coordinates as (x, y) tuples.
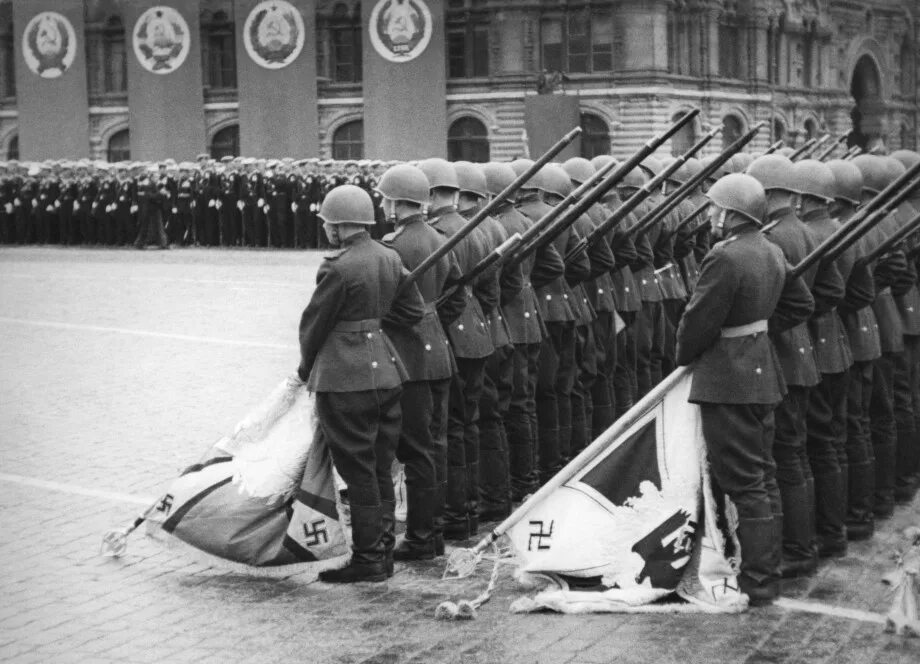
(435, 540), (510, 621)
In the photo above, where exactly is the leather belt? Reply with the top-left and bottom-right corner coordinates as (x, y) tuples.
(721, 319), (768, 338)
(333, 318), (382, 332)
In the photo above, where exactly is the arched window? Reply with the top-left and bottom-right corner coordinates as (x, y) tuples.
(803, 118), (818, 141)
(201, 10), (237, 89)
(773, 117), (786, 143)
(448, 117), (490, 162)
(332, 120), (364, 160)
(7, 134), (18, 160)
(329, 3), (362, 83)
(107, 129), (130, 162)
(210, 125), (239, 160)
(580, 113), (610, 159)
(103, 17), (127, 93)
(722, 114), (744, 149)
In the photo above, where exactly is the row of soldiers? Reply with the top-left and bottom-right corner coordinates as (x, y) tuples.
(296, 141), (920, 603)
(0, 156), (394, 249)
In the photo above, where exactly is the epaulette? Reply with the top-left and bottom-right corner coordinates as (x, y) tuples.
(324, 246), (348, 260)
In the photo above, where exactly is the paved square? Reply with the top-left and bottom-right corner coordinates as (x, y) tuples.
(1, 247), (918, 664)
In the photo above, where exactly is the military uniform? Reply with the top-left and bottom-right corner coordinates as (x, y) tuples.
(383, 213), (465, 557)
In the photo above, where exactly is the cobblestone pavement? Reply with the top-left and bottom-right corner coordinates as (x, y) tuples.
(1, 246), (919, 664)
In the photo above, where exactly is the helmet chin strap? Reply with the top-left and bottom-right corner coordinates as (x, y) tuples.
(712, 208), (727, 239)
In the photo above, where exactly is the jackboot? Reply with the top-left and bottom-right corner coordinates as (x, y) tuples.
(537, 426), (559, 486)
(805, 475), (818, 562)
(873, 441), (896, 519)
(432, 481), (447, 556)
(443, 465), (469, 541)
(779, 484), (816, 578)
(814, 471), (847, 558)
(393, 487), (437, 561)
(381, 499), (396, 578)
(895, 424), (920, 503)
(318, 504), (387, 583)
(736, 516), (781, 606)
(478, 429), (510, 522)
(467, 462), (480, 535)
(846, 460), (875, 541)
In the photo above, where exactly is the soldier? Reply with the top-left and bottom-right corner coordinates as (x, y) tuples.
(619, 166), (666, 398)
(93, 164), (116, 245)
(16, 167), (38, 245)
(455, 161), (517, 521)
(676, 173), (814, 605)
(420, 157), (494, 540)
(825, 158), (879, 546)
(515, 160), (590, 482)
(481, 162), (561, 503)
(37, 162), (60, 244)
(175, 163), (197, 245)
(299, 184), (424, 583)
(134, 167), (169, 250)
(853, 155), (909, 522)
(890, 149), (920, 503)
(376, 164), (465, 559)
(0, 163), (16, 244)
(748, 154), (843, 577)
(219, 156), (241, 246)
(112, 163), (136, 246)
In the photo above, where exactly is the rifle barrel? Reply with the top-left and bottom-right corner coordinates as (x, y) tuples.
(789, 138), (817, 161)
(858, 211), (920, 267)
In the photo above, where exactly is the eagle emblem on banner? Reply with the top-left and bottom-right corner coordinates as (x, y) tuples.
(243, 1), (305, 70)
(133, 6), (190, 75)
(22, 12), (77, 79)
(369, 0), (433, 64)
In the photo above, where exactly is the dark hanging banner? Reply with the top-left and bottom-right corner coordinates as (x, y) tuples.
(362, 0), (447, 160)
(11, 0), (91, 159)
(524, 95), (581, 162)
(123, 1), (206, 161)
(234, 0), (318, 157)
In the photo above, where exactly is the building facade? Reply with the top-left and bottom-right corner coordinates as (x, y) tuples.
(0, 0), (916, 162)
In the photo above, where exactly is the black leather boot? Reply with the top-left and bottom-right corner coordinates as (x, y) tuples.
(815, 471), (847, 558)
(381, 499), (395, 578)
(393, 487), (437, 561)
(319, 504), (387, 583)
(432, 481), (447, 556)
(846, 460), (875, 540)
(780, 484), (816, 578)
(737, 516), (780, 606)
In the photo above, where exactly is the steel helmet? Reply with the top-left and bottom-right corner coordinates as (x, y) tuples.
(706, 173), (767, 226)
(851, 155), (889, 194)
(591, 155), (617, 171)
(826, 160), (863, 205)
(682, 157), (703, 182)
(481, 162), (516, 197)
(454, 161), (489, 198)
(318, 185), (376, 225)
(619, 167), (647, 191)
(733, 152), (755, 172)
(510, 159), (543, 190)
(660, 157), (680, 183)
(778, 146), (795, 158)
(891, 149), (920, 171)
(375, 164), (430, 205)
(883, 156), (907, 186)
(563, 157), (595, 185)
(793, 159), (837, 202)
(745, 154), (797, 192)
(638, 156), (663, 178)
(701, 155), (732, 181)
(538, 164), (574, 198)
(418, 158), (459, 190)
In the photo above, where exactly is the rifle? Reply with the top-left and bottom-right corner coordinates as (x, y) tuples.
(499, 108), (703, 272)
(789, 138), (817, 161)
(815, 132), (852, 161)
(796, 134), (831, 161)
(609, 124), (725, 246)
(601, 121), (765, 255)
(440, 155), (623, 296)
(790, 168), (920, 279)
(843, 146), (862, 161)
(400, 126), (582, 291)
(856, 210), (920, 267)
(764, 141), (784, 156)
(662, 201), (710, 242)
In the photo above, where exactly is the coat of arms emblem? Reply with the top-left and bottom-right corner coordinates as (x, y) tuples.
(22, 12), (77, 79)
(368, 0), (433, 64)
(133, 6), (190, 75)
(243, 1), (305, 70)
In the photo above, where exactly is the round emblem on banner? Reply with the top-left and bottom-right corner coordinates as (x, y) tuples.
(368, 0), (432, 63)
(22, 12), (77, 79)
(132, 6), (190, 75)
(243, 1), (305, 69)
